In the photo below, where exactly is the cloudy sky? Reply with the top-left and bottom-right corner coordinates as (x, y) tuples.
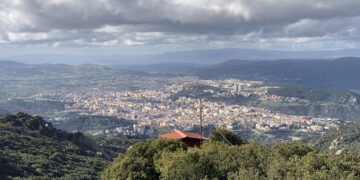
(1, 0), (360, 56)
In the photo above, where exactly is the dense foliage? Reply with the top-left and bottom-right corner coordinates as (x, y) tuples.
(102, 130), (360, 179)
(101, 138), (188, 180)
(0, 113), (109, 179)
(2, 112), (360, 179)
(91, 134), (148, 156)
(208, 128), (245, 145)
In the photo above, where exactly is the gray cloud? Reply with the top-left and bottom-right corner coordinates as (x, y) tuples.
(1, 0), (360, 49)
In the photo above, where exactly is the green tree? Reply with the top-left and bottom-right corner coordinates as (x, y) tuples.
(101, 138), (187, 180)
(156, 149), (216, 180)
(267, 142), (317, 179)
(157, 141), (269, 180)
(270, 142), (316, 159)
(209, 128), (244, 146)
(225, 143), (269, 179)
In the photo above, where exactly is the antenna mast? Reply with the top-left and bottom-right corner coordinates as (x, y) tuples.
(199, 99), (203, 148)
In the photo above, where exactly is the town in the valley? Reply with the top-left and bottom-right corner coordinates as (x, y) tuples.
(24, 76), (340, 140)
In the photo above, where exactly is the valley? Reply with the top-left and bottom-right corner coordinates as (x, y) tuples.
(2, 60), (360, 145)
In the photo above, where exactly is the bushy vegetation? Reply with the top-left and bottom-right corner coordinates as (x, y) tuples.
(102, 130), (360, 179)
(208, 128), (245, 145)
(101, 138), (188, 180)
(91, 134), (148, 156)
(0, 113), (109, 179)
(2, 112), (360, 179)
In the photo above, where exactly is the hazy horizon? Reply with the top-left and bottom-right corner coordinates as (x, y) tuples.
(3, 48), (360, 65)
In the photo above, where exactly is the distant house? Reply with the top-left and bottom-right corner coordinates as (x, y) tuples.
(158, 130), (207, 148)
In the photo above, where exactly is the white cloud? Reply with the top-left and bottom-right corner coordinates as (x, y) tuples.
(0, 0), (360, 50)
(123, 39), (144, 46)
(7, 32), (49, 42)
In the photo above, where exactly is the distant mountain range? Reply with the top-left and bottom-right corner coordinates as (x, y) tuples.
(3, 48), (360, 65)
(115, 57), (360, 91)
(3, 56), (360, 92)
(196, 57), (360, 91)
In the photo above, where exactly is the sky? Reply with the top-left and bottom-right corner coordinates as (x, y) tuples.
(1, 0), (360, 56)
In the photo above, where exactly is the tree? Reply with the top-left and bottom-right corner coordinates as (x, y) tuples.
(270, 142), (317, 160)
(209, 128), (244, 146)
(101, 138), (187, 180)
(156, 149), (216, 180)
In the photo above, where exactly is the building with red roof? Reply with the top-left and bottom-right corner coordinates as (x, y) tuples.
(158, 130), (208, 147)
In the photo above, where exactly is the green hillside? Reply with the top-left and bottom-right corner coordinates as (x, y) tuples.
(0, 112), (109, 179)
(0, 62), (166, 98)
(260, 85), (360, 121)
(305, 123), (360, 153)
(2, 113), (360, 179)
(0, 99), (71, 119)
(54, 115), (134, 134)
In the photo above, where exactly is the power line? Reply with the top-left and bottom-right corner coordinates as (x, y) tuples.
(199, 99), (203, 148)
(199, 99), (233, 146)
(210, 123), (233, 146)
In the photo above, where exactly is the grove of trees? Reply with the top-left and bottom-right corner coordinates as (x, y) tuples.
(102, 128), (360, 180)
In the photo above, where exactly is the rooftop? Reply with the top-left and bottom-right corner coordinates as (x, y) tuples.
(158, 130), (207, 140)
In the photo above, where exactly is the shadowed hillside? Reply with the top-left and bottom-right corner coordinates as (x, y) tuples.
(0, 112), (108, 179)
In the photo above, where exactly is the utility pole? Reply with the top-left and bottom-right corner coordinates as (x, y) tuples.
(199, 98), (203, 148)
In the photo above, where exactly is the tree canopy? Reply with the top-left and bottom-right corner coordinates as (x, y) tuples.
(209, 128), (245, 145)
(102, 128), (360, 179)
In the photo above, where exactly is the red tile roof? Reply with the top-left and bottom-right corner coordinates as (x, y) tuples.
(158, 130), (207, 140)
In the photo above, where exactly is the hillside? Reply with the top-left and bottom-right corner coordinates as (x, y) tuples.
(54, 115), (134, 134)
(307, 123), (360, 153)
(0, 99), (71, 119)
(0, 61), (165, 98)
(196, 57), (360, 91)
(0, 112), (109, 179)
(170, 84), (360, 122)
(257, 85), (360, 121)
(1, 113), (360, 179)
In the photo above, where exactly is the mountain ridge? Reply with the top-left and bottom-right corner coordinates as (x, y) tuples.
(4, 48), (360, 65)
(196, 57), (360, 91)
